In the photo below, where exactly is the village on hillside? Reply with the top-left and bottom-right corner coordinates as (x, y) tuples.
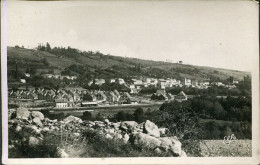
(9, 72), (241, 109)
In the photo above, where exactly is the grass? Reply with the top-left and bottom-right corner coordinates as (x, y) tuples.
(8, 46), (249, 81)
(199, 140), (251, 157)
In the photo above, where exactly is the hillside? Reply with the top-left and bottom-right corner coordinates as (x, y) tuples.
(7, 46), (249, 81)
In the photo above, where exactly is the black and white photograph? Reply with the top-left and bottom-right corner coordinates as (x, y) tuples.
(1, 0), (259, 164)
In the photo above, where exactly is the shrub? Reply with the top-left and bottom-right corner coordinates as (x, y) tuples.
(155, 101), (203, 156)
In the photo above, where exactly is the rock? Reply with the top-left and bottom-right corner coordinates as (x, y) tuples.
(104, 119), (110, 124)
(56, 148), (69, 158)
(72, 132), (80, 138)
(133, 132), (161, 149)
(105, 134), (113, 139)
(180, 150), (187, 157)
(154, 148), (162, 154)
(105, 128), (115, 134)
(15, 125), (22, 132)
(158, 137), (172, 151)
(42, 127), (50, 132)
(16, 108), (30, 120)
(33, 117), (43, 127)
(63, 115), (82, 123)
(96, 123), (105, 128)
(159, 128), (167, 135)
(31, 111), (44, 120)
(8, 145), (15, 149)
(25, 125), (41, 134)
(28, 137), (39, 146)
(143, 120), (160, 137)
(114, 133), (123, 139)
(8, 109), (16, 119)
(111, 122), (120, 128)
(123, 133), (130, 143)
(120, 121), (138, 131)
(169, 137), (182, 156)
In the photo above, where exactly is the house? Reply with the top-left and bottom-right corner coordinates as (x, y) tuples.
(166, 93), (174, 100)
(132, 79), (143, 85)
(53, 74), (61, 79)
(104, 91), (118, 104)
(118, 78), (125, 85)
(95, 91), (107, 102)
(27, 92), (38, 100)
(42, 74), (53, 78)
(24, 73), (30, 77)
(21, 91), (29, 99)
(110, 79), (116, 83)
(63, 94), (74, 102)
(55, 99), (68, 108)
(175, 91), (188, 102)
(45, 93), (56, 102)
(184, 78), (192, 86)
(151, 93), (168, 100)
(211, 82), (224, 86)
(156, 89), (166, 95)
(119, 92), (132, 104)
(81, 101), (98, 107)
(113, 90), (120, 98)
(233, 80), (239, 84)
(82, 92), (96, 102)
(20, 79), (26, 83)
(130, 97), (138, 104)
(130, 88), (138, 94)
(36, 90), (45, 100)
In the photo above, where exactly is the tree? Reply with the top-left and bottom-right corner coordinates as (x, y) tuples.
(46, 42), (51, 52)
(133, 108), (145, 123)
(81, 111), (92, 121)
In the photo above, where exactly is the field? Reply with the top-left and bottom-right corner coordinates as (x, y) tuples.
(199, 140), (251, 157)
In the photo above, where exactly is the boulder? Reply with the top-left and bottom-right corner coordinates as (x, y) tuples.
(143, 120), (160, 137)
(180, 150), (187, 157)
(16, 108), (30, 120)
(8, 109), (16, 119)
(105, 134), (113, 139)
(158, 137), (173, 151)
(169, 137), (182, 156)
(24, 125), (41, 134)
(120, 121), (138, 131)
(31, 111), (44, 120)
(122, 133), (130, 143)
(56, 148), (69, 158)
(104, 119), (110, 124)
(159, 128), (167, 135)
(33, 117), (43, 127)
(63, 115), (82, 123)
(114, 133), (123, 139)
(154, 148), (162, 154)
(105, 128), (115, 134)
(28, 137), (39, 146)
(15, 125), (22, 132)
(72, 132), (80, 138)
(133, 132), (161, 149)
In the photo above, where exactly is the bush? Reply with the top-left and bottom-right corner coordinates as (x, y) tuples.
(81, 111), (92, 121)
(133, 108), (145, 123)
(155, 101), (203, 156)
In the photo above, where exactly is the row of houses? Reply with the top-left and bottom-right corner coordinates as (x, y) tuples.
(8, 88), (138, 108)
(151, 89), (188, 102)
(42, 74), (77, 80)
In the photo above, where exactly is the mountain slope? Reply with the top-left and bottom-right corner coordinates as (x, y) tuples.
(7, 46), (249, 81)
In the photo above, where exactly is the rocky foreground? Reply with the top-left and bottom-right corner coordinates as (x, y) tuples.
(8, 108), (187, 158)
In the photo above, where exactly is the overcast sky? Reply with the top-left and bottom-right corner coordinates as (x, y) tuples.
(7, 1), (258, 72)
